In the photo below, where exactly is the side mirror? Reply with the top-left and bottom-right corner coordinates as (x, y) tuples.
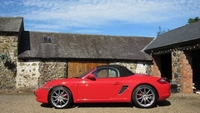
(87, 74), (95, 80)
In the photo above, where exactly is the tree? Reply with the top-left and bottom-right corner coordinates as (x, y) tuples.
(188, 16), (200, 24)
(157, 26), (170, 36)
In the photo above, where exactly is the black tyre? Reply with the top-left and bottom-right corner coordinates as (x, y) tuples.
(49, 86), (72, 109)
(132, 85), (157, 108)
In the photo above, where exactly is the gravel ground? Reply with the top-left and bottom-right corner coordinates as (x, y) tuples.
(0, 93), (200, 113)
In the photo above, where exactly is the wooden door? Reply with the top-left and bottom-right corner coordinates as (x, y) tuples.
(68, 61), (108, 78)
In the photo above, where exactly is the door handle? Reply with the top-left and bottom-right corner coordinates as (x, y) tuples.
(113, 82), (119, 85)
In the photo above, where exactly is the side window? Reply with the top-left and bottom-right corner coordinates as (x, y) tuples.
(109, 69), (117, 77)
(93, 68), (118, 78)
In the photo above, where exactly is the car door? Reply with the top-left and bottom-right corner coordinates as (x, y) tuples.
(77, 68), (122, 101)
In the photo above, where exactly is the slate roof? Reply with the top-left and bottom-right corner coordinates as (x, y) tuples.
(145, 21), (200, 52)
(18, 31), (153, 61)
(0, 17), (23, 32)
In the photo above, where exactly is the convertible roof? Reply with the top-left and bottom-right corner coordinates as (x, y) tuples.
(97, 65), (134, 77)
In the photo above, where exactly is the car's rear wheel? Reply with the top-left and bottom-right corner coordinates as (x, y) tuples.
(132, 85), (157, 108)
(49, 86), (72, 109)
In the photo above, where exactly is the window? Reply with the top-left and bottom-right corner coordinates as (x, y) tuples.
(93, 68), (118, 78)
(44, 36), (52, 43)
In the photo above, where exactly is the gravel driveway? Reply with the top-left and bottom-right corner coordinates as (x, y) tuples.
(0, 93), (200, 113)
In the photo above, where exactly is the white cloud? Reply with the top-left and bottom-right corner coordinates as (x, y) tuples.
(1, 0), (200, 32)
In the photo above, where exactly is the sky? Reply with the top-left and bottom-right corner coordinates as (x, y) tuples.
(0, 0), (199, 37)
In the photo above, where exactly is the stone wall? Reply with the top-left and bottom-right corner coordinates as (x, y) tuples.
(16, 60), (67, 89)
(0, 35), (18, 89)
(16, 61), (40, 89)
(38, 61), (67, 87)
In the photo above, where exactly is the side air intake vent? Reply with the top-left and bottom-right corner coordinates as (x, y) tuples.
(118, 85), (128, 94)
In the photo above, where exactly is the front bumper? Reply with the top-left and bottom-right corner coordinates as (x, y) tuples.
(34, 88), (49, 104)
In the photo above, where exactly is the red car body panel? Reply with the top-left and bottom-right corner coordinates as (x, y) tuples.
(35, 66), (171, 104)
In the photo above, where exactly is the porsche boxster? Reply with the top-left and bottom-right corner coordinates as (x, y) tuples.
(34, 65), (170, 108)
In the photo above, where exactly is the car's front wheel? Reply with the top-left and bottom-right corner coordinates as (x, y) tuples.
(132, 85), (157, 108)
(49, 86), (72, 109)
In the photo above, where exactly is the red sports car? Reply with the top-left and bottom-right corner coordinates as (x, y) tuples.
(34, 65), (171, 108)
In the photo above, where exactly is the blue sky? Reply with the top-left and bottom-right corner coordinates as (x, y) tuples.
(0, 0), (199, 37)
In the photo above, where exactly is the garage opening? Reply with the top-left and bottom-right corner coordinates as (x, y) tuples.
(192, 49), (200, 88)
(160, 53), (172, 80)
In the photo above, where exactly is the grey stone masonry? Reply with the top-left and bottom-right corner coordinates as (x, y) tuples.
(0, 35), (18, 89)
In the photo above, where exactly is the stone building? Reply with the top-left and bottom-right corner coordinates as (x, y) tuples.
(0, 17), (24, 89)
(145, 21), (200, 93)
(0, 17), (200, 93)
(0, 17), (153, 91)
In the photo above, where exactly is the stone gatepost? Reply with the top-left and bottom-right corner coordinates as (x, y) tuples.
(172, 50), (193, 93)
(180, 51), (193, 93)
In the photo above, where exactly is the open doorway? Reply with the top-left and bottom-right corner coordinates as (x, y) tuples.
(160, 53), (172, 80)
(192, 49), (200, 88)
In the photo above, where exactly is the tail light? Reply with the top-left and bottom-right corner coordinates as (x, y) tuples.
(158, 77), (168, 83)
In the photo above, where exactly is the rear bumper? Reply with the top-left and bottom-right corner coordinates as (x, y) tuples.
(34, 88), (49, 104)
(159, 93), (171, 101)
(157, 83), (171, 101)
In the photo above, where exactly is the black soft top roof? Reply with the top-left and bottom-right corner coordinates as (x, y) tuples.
(97, 65), (134, 77)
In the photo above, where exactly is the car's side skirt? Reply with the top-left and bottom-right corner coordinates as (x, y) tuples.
(74, 98), (131, 103)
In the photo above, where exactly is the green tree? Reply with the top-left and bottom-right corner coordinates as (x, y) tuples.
(188, 16), (200, 24)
